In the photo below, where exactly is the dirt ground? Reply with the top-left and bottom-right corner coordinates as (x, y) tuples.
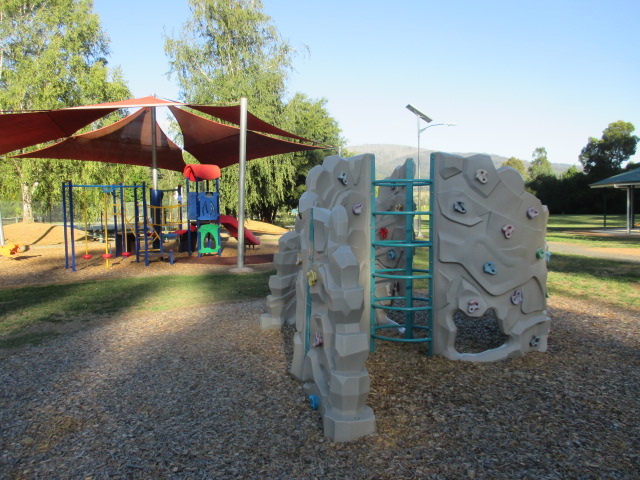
(0, 221), (285, 288)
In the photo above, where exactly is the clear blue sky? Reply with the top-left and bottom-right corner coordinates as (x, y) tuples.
(93, 0), (640, 166)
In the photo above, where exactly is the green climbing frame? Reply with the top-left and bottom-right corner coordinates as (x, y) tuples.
(370, 157), (434, 355)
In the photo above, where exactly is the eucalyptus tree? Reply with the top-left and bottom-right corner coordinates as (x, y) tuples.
(165, 0), (343, 222)
(501, 157), (527, 180)
(527, 147), (554, 180)
(579, 121), (638, 181)
(0, 0), (134, 221)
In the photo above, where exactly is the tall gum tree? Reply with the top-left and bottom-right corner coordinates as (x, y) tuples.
(579, 121), (638, 181)
(165, 0), (343, 223)
(0, 0), (133, 222)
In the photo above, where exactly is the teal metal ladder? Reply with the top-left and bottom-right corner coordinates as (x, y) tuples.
(370, 157), (434, 355)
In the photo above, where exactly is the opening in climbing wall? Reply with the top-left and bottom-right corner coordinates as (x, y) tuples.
(453, 308), (508, 354)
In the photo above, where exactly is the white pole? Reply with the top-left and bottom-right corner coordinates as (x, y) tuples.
(236, 97), (248, 269)
(151, 107), (158, 190)
(0, 210), (5, 247)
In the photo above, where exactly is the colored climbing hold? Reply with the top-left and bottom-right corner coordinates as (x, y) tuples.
(307, 270), (318, 286)
(309, 395), (320, 410)
(536, 248), (545, 260)
(387, 249), (397, 260)
(394, 204), (403, 211)
(313, 332), (324, 347)
(379, 227), (389, 240)
(545, 250), (552, 262)
(468, 300), (480, 314)
(502, 224), (515, 239)
(475, 169), (488, 184)
(511, 289), (524, 305)
(453, 201), (467, 214)
(483, 262), (497, 275)
(529, 335), (540, 347)
(352, 202), (363, 215)
(337, 171), (348, 185)
(527, 206), (540, 219)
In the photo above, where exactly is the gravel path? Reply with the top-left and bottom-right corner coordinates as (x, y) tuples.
(1, 297), (639, 479)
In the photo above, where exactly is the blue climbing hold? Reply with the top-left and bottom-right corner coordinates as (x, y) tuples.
(453, 201), (467, 214)
(309, 395), (320, 410)
(387, 249), (397, 260)
(483, 262), (497, 275)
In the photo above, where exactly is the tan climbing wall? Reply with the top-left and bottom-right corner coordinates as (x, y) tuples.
(432, 152), (551, 361)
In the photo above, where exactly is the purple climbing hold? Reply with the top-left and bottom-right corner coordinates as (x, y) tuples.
(352, 202), (363, 215)
(502, 224), (515, 239)
(527, 207), (540, 219)
(511, 289), (523, 305)
(468, 300), (480, 314)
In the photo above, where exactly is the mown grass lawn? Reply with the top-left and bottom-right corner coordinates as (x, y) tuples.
(0, 271), (273, 348)
(547, 214), (640, 248)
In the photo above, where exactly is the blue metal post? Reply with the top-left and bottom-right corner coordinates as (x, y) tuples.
(62, 181), (70, 270)
(69, 182), (76, 272)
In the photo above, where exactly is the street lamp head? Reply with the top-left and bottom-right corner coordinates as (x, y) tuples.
(406, 104), (432, 123)
(419, 122), (456, 134)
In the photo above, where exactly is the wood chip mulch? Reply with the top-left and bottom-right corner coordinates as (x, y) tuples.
(1, 294), (638, 479)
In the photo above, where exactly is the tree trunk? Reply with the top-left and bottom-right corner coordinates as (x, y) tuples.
(21, 183), (34, 223)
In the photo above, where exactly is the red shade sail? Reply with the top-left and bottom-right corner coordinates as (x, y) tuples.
(6, 96), (325, 171)
(13, 107), (185, 171)
(68, 95), (185, 109)
(0, 108), (117, 156)
(169, 106), (321, 168)
(189, 104), (313, 142)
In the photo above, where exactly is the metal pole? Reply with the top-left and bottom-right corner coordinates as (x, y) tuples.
(627, 187), (632, 234)
(416, 116), (421, 236)
(236, 97), (248, 269)
(0, 209), (4, 247)
(151, 107), (159, 190)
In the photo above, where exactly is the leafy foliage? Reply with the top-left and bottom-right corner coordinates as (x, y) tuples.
(0, 0), (144, 221)
(527, 147), (554, 179)
(165, 0), (343, 222)
(579, 121), (638, 181)
(500, 156), (527, 179)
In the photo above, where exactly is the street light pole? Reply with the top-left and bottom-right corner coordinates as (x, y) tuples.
(405, 104), (455, 236)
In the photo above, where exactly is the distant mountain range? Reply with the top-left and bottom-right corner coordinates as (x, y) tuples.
(346, 144), (577, 179)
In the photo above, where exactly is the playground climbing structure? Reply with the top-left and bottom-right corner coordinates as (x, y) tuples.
(261, 152), (550, 441)
(431, 152), (550, 361)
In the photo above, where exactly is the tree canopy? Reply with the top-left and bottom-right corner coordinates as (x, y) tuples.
(165, 0), (342, 222)
(0, 0), (138, 221)
(579, 121), (638, 181)
(527, 147), (554, 179)
(501, 157), (527, 179)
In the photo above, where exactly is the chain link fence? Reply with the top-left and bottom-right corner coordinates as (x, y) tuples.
(0, 201), (64, 224)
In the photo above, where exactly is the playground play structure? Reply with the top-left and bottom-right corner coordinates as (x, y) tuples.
(1, 95), (323, 269)
(261, 151), (550, 442)
(61, 164), (260, 271)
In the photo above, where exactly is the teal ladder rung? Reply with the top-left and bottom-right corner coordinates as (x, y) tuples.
(370, 156), (434, 356)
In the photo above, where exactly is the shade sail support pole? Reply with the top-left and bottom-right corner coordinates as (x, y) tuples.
(236, 97), (248, 269)
(151, 107), (158, 190)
